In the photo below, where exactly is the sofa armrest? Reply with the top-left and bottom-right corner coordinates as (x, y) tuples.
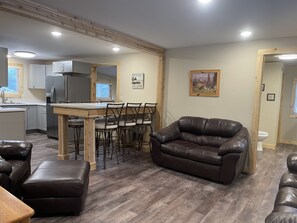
(150, 121), (180, 143)
(0, 159), (12, 175)
(0, 141), (32, 161)
(287, 153), (297, 173)
(218, 128), (249, 156)
(265, 212), (297, 223)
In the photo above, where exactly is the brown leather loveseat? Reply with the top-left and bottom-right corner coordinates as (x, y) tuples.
(150, 116), (249, 184)
(0, 140), (32, 197)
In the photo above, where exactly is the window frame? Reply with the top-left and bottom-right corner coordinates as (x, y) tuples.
(3, 63), (23, 98)
(290, 78), (297, 118)
(95, 82), (112, 100)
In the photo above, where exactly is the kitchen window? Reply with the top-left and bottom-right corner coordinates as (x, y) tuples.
(96, 83), (111, 99)
(1, 63), (23, 97)
(290, 78), (297, 118)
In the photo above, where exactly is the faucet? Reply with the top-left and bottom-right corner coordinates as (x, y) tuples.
(0, 88), (7, 103)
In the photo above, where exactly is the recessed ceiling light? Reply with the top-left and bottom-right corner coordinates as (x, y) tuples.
(198, 0), (212, 3)
(240, 31), (252, 38)
(51, 31), (62, 37)
(276, 54), (297, 60)
(6, 55), (11, 58)
(14, 51), (36, 58)
(112, 47), (120, 52)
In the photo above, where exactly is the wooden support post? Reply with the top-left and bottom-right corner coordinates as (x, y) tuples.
(90, 65), (97, 102)
(84, 117), (96, 171)
(57, 114), (69, 160)
(156, 55), (165, 130)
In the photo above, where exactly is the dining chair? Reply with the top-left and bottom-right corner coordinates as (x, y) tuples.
(118, 102), (142, 161)
(136, 103), (157, 155)
(95, 103), (124, 169)
(68, 116), (84, 160)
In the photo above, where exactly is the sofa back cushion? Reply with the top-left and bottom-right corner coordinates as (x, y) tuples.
(178, 116), (242, 147)
(180, 133), (229, 147)
(178, 116), (207, 135)
(204, 118), (242, 137)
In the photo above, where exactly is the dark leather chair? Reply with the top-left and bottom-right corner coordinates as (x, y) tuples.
(150, 116), (250, 185)
(265, 153), (297, 223)
(0, 140), (32, 197)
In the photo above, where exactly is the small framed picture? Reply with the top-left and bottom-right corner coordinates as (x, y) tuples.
(189, 69), (220, 97)
(132, 73), (144, 89)
(267, 93), (275, 101)
(261, 84), (265, 91)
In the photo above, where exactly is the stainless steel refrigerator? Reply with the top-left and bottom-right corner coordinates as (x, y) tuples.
(46, 75), (90, 139)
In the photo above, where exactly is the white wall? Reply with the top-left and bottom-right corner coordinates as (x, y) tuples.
(7, 57), (49, 102)
(165, 37), (297, 132)
(80, 52), (159, 103)
(259, 62), (283, 149)
(279, 65), (297, 144)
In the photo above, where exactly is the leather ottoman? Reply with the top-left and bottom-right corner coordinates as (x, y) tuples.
(22, 160), (90, 216)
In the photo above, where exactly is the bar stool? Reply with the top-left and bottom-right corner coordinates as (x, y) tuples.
(118, 102), (142, 161)
(68, 116), (84, 160)
(95, 103), (124, 169)
(136, 103), (157, 154)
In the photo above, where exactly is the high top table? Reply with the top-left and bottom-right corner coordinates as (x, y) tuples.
(52, 103), (108, 171)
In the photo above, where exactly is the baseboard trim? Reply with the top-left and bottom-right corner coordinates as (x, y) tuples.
(263, 143), (276, 150)
(279, 140), (297, 146)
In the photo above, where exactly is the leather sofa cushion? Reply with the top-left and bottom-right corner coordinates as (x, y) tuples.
(161, 140), (191, 159)
(188, 146), (221, 165)
(180, 132), (228, 147)
(178, 116), (207, 135)
(287, 153), (297, 173)
(161, 140), (221, 165)
(7, 160), (29, 187)
(204, 118), (242, 137)
(22, 160), (90, 198)
(0, 158), (12, 174)
(280, 172), (297, 189)
(274, 187), (297, 209)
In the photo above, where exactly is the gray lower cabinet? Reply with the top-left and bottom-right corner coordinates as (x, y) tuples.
(3, 105), (47, 131)
(27, 106), (37, 130)
(37, 105), (47, 131)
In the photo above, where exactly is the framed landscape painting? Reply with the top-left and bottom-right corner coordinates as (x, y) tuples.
(189, 70), (220, 97)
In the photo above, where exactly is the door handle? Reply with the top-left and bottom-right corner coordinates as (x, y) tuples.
(50, 86), (55, 103)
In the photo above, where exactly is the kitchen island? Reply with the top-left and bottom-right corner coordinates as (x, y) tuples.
(52, 103), (108, 171)
(0, 107), (26, 140)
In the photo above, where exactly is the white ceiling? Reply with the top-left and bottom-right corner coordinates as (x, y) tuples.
(1, 0), (297, 60)
(0, 11), (138, 60)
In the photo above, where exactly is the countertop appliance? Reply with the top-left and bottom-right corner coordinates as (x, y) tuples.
(46, 75), (90, 139)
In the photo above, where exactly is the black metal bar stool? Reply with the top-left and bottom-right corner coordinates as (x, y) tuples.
(68, 116), (84, 160)
(118, 102), (142, 161)
(95, 103), (124, 169)
(136, 103), (157, 156)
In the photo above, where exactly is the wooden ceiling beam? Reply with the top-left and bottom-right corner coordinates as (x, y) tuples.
(0, 0), (165, 56)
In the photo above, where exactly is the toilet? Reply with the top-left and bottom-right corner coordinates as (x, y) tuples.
(257, 131), (268, 151)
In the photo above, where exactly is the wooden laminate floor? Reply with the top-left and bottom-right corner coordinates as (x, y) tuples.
(26, 133), (296, 223)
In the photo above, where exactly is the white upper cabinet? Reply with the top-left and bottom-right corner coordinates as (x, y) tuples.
(28, 64), (46, 89)
(0, 47), (8, 86)
(45, 64), (53, 76)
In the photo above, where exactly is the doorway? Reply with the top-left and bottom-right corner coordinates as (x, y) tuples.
(251, 49), (297, 173)
(90, 63), (119, 102)
(258, 60), (284, 150)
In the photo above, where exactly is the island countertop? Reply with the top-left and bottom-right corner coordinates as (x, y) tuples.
(50, 102), (108, 110)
